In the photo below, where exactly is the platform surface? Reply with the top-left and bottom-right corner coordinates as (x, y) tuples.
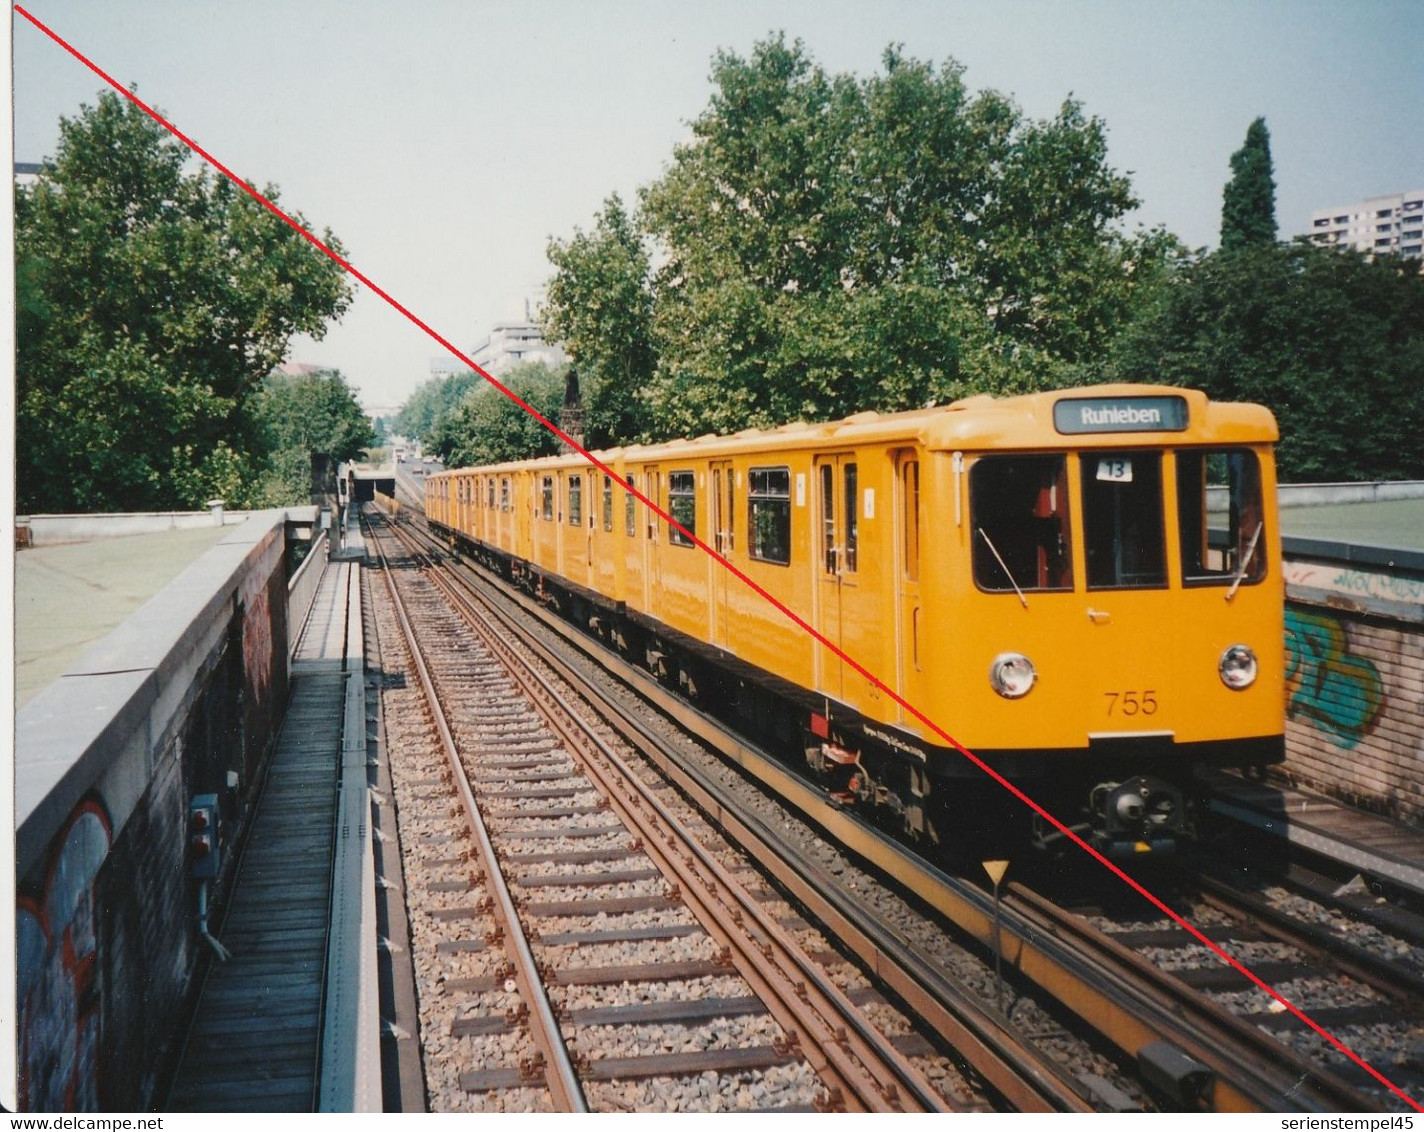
(1277, 497), (1424, 551)
(14, 525), (232, 706)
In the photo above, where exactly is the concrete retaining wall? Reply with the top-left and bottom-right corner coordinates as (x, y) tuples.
(1276, 480), (1424, 508)
(1202, 480), (1424, 512)
(19, 509), (245, 544)
(18, 506), (322, 547)
(14, 512), (291, 1111)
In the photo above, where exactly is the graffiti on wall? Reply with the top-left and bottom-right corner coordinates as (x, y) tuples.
(242, 584), (273, 713)
(17, 797), (113, 1111)
(1284, 608), (1385, 749)
(1284, 560), (1424, 609)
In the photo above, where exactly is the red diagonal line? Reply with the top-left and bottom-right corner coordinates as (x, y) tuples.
(18, 4), (1420, 1111)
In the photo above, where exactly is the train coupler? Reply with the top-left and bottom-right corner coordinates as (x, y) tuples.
(1085, 775), (1191, 855)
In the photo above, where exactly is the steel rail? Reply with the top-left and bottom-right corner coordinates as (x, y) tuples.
(1006, 884), (1381, 1112)
(1192, 875), (1424, 1009)
(371, 535), (589, 1112)
(392, 511), (1083, 1113)
(398, 510), (1385, 1112)
(399, 521), (949, 1113)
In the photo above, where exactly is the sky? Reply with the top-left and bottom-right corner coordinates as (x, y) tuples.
(11, 0), (1423, 412)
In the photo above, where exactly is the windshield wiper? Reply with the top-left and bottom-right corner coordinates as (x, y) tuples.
(977, 527), (1028, 608)
(1225, 520), (1264, 602)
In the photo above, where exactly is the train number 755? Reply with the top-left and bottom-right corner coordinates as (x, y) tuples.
(1104, 690), (1158, 716)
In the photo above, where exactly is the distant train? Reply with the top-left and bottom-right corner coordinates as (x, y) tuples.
(425, 385), (1284, 855)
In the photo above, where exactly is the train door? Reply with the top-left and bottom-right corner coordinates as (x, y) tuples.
(813, 454), (859, 701)
(710, 460), (734, 647)
(893, 452), (922, 723)
(642, 466), (662, 611)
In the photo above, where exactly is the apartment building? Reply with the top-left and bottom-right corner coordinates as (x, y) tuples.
(1309, 190), (1424, 259)
(469, 319), (568, 376)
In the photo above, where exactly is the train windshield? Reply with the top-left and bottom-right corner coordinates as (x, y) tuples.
(971, 455), (1073, 592)
(1081, 452), (1167, 589)
(1177, 449), (1266, 586)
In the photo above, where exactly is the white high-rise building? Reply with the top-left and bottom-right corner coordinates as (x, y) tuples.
(469, 319), (567, 376)
(1308, 191), (1424, 259)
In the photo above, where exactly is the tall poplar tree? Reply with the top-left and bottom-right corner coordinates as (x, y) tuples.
(1220, 117), (1277, 251)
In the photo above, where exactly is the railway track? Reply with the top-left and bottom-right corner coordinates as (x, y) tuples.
(365, 512), (982, 1112)
(383, 502), (1421, 1112)
(1035, 864), (1424, 1110)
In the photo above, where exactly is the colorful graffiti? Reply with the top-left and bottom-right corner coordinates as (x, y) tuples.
(1284, 608), (1385, 749)
(17, 797), (113, 1111)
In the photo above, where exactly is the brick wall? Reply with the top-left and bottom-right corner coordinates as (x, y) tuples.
(1282, 601), (1424, 825)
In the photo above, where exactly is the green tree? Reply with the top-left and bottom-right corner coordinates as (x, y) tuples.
(250, 369), (376, 504)
(625, 36), (1173, 439)
(1220, 117), (1277, 252)
(543, 194), (656, 445)
(393, 370), (481, 444)
(15, 91), (352, 512)
(1108, 243), (1424, 481)
(428, 362), (567, 467)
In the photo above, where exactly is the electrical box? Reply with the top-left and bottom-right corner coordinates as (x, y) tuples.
(188, 794), (221, 879)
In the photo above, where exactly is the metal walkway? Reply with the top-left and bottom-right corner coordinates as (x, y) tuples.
(168, 558), (376, 1111)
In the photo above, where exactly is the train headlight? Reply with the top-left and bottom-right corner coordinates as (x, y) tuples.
(989, 652), (1036, 699)
(1219, 644), (1258, 690)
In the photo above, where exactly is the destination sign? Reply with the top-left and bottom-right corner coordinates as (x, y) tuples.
(1053, 395), (1189, 435)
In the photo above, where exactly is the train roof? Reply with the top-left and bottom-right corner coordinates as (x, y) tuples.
(431, 385), (1278, 478)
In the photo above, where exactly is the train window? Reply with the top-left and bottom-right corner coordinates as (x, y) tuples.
(712, 466), (735, 553)
(820, 464), (836, 572)
(500, 477), (510, 511)
(488, 479), (496, 509)
(646, 473), (661, 540)
(1080, 452), (1165, 589)
(725, 469), (735, 551)
(568, 475), (582, 526)
(541, 476), (554, 521)
(971, 455), (1073, 593)
(749, 467), (791, 565)
(844, 463), (858, 574)
(668, 471), (696, 546)
(901, 459), (919, 583)
(626, 473), (638, 536)
(602, 475), (614, 532)
(1177, 449), (1266, 586)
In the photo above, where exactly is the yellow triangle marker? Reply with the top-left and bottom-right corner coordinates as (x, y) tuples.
(982, 859), (1010, 886)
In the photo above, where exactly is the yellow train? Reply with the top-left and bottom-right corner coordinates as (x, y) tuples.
(426, 384), (1283, 855)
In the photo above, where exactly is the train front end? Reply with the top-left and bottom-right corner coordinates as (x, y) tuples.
(923, 387), (1284, 856)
